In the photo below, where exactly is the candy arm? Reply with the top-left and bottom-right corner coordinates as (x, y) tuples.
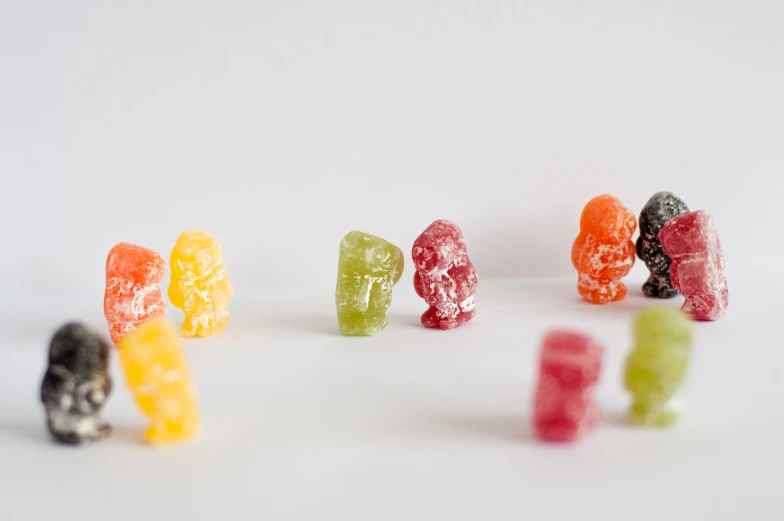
(448, 262), (478, 302)
(589, 241), (636, 280)
(414, 272), (426, 299)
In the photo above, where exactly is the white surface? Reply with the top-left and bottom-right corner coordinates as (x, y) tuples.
(1, 271), (782, 520)
(1, 0), (783, 299)
(1, 1), (783, 519)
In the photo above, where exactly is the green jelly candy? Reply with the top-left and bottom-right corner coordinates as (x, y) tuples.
(335, 231), (404, 336)
(624, 307), (693, 426)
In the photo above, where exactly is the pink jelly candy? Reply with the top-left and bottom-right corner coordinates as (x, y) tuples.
(659, 210), (728, 321)
(534, 330), (603, 443)
(412, 220), (478, 330)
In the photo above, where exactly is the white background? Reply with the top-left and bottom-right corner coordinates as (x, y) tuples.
(1, 1), (783, 520)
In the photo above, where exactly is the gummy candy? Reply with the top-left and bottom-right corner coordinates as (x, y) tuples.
(659, 210), (728, 321)
(533, 330), (603, 442)
(624, 307), (692, 426)
(104, 242), (167, 345)
(572, 194), (637, 304)
(118, 318), (199, 444)
(412, 220), (478, 330)
(169, 231), (233, 338)
(636, 192), (690, 298)
(335, 231), (404, 336)
(40, 323), (113, 445)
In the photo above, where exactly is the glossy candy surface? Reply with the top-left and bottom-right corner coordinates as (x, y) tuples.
(412, 220), (478, 330)
(335, 231), (404, 336)
(572, 195), (637, 304)
(119, 318), (199, 444)
(533, 330), (603, 443)
(169, 231), (233, 338)
(104, 242), (167, 345)
(625, 307), (692, 426)
(659, 210), (728, 321)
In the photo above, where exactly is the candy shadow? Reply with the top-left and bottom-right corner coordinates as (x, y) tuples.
(110, 424), (146, 444)
(0, 421), (50, 444)
(569, 294), (679, 316)
(389, 313), (425, 329)
(247, 314), (342, 337)
(600, 410), (630, 428)
(405, 412), (536, 445)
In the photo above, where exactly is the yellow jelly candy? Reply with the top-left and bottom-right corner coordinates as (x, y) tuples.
(119, 318), (199, 444)
(169, 231), (233, 338)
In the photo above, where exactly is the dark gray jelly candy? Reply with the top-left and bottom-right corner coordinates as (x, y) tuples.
(636, 192), (689, 298)
(40, 322), (113, 445)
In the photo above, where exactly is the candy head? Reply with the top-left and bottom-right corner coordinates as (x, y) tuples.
(639, 192), (690, 238)
(579, 194), (636, 242)
(170, 231), (225, 276)
(412, 220), (467, 274)
(539, 330), (603, 387)
(659, 210), (715, 256)
(106, 243), (165, 285)
(626, 307), (692, 400)
(49, 322), (110, 377)
(340, 231), (404, 279)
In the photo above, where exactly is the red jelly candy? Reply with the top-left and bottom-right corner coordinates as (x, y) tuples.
(534, 330), (603, 443)
(659, 210), (728, 321)
(104, 242), (167, 345)
(412, 220), (478, 330)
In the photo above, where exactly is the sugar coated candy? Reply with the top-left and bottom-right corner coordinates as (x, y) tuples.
(336, 231), (404, 336)
(659, 210), (728, 321)
(636, 192), (690, 298)
(412, 220), (478, 330)
(119, 318), (199, 444)
(572, 194), (637, 304)
(533, 330), (603, 443)
(104, 242), (167, 345)
(169, 231), (233, 338)
(625, 307), (692, 426)
(40, 323), (113, 445)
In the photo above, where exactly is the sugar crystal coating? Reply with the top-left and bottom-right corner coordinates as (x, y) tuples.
(533, 330), (603, 443)
(104, 242), (167, 345)
(625, 307), (692, 426)
(572, 195), (637, 304)
(335, 231), (404, 336)
(119, 318), (199, 444)
(636, 192), (690, 298)
(169, 231), (233, 338)
(659, 210), (728, 321)
(412, 220), (478, 330)
(40, 323), (113, 445)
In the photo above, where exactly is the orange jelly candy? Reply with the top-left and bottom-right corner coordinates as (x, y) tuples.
(104, 242), (167, 345)
(571, 195), (637, 304)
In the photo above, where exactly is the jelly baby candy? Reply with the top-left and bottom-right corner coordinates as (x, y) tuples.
(335, 231), (404, 336)
(624, 307), (692, 426)
(40, 323), (113, 445)
(636, 192), (690, 298)
(104, 242), (167, 345)
(169, 231), (233, 338)
(659, 210), (728, 321)
(533, 330), (603, 443)
(119, 318), (199, 444)
(412, 220), (478, 330)
(572, 194), (637, 304)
